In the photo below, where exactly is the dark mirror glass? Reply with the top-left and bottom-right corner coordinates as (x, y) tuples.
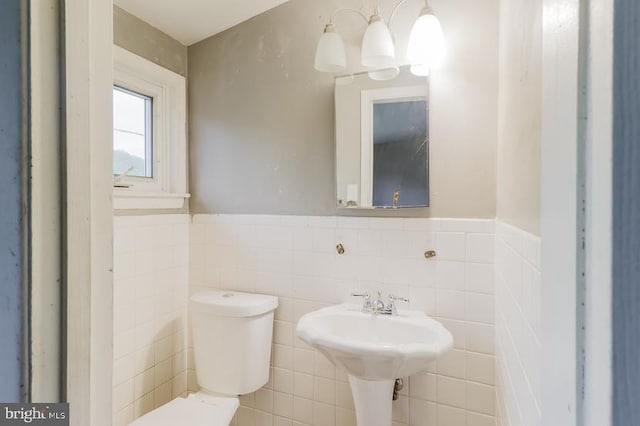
(335, 66), (429, 209)
(372, 100), (428, 207)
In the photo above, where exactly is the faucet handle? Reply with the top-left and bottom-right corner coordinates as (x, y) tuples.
(350, 292), (370, 299)
(351, 292), (372, 312)
(387, 294), (409, 315)
(372, 290), (386, 312)
(388, 295), (409, 304)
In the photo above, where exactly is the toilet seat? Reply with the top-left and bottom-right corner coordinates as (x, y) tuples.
(129, 393), (239, 426)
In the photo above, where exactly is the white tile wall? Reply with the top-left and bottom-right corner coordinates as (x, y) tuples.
(189, 215), (497, 426)
(112, 215), (190, 426)
(494, 221), (541, 426)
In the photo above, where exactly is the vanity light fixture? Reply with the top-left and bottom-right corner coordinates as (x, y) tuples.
(314, 0), (445, 79)
(407, 4), (446, 70)
(361, 6), (396, 69)
(314, 23), (347, 72)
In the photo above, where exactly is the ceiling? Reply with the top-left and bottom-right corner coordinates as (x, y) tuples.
(114, 0), (291, 46)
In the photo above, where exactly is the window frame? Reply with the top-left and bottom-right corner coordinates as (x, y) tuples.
(113, 45), (189, 209)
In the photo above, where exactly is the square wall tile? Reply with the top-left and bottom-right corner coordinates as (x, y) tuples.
(314, 377), (336, 405)
(466, 382), (495, 416)
(293, 373), (314, 400)
(466, 234), (495, 264)
(437, 404), (466, 426)
(410, 399), (437, 425)
(436, 233), (466, 261)
(466, 352), (495, 385)
(113, 215), (190, 421)
(465, 263), (495, 294)
(494, 220), (541, 426)
(293, 396), (313, 424)
(436, 290), (466, 320)
(437, 376), (466, 409)
(313, 401), (336, 426)
(178, 215), (499, 426)
(465, 293), (494, 324)
(410, 372), (437, 401)
(274, 392), (293, 418)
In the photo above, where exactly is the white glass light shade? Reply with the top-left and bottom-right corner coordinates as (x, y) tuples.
(369, 66), (400, 81)
(407, 11), (445, 68)
(314, 25), (347, 73)
(361, 18), (395, 68)
(410, 64), (430, 76)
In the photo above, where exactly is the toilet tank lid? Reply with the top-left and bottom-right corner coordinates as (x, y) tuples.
(190, 290), (279, 317)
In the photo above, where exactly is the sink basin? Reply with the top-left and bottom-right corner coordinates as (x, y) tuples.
(296, 303), (453, 426)
(296, 303), (453, 380)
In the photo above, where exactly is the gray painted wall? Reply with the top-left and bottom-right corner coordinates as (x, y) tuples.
(113, 6), (190, 216)
(612, 0), (640, 423)
(114, 6), (187, 77)
(188, 0), (336, 215)
(0, 0), (25, 402)
(188, 0), (499, 217)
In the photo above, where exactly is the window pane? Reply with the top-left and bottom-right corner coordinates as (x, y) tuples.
(113, 87), (152, 178)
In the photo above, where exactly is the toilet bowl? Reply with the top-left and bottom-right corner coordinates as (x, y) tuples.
(129, 290), (278, 426)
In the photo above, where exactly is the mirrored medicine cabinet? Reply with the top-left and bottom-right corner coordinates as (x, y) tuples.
(335, 66), (430, 210)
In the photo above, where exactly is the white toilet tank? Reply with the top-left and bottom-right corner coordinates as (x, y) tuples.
(190, 290), (278, 396)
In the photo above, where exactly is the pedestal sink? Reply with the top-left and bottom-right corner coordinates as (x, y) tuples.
(296, 304), (453, 426)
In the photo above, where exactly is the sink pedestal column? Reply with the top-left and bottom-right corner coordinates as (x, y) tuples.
(348, 376), (395, 426)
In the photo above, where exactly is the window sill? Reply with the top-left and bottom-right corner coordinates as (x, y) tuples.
(113, 189), (190, 210)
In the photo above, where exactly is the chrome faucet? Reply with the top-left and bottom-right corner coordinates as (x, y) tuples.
(350, 291), (409, 315)
(371, 291), (386, 312)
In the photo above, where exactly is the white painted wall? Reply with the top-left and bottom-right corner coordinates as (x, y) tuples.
(190, 215), (497, 426)
(112, 215), (190, 425)
(30, 0), (62, 402)
(495, 0), (586, 424)
(583, 1), (613, 426)
(540, 0), (581, 424)
(496, 0), (542, 236)
(64, 0), (114, 424)
(494, 0), (543, 424)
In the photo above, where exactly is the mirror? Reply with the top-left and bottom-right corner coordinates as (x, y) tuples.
(335, 66), (429, 209)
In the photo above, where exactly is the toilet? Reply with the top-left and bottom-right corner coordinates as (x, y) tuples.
(130, 290), (278, 426)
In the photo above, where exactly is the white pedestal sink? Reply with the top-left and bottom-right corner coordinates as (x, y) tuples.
(296, 304), (453, 426)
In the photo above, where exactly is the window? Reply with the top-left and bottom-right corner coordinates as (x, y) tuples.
(113, 46), (189, 209)
(113, 86), (153, 178)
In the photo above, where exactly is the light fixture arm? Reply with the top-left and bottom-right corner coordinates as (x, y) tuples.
(389, 0), (433, 29)
(388, 0), (410, 28)
(329, 8), (370, 26)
